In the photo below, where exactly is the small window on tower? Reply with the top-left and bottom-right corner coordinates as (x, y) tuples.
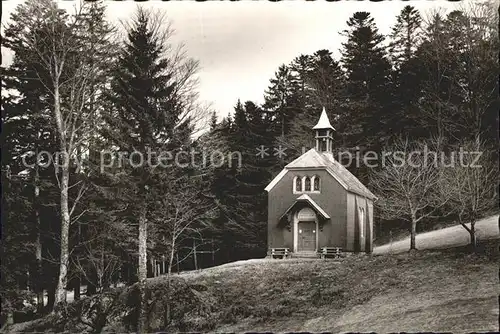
(304, 177), (311, 192)
(320, 139), (327, 152)
(295, 177), (302, 192)
(313, 176), (320, 191)
(318, 129), (327, 136)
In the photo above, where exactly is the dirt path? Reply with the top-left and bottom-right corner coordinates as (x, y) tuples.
(374, 215), (499, 254)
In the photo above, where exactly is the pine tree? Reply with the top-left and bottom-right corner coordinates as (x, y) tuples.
(263, 65), (301, 138)
(209, 111), (218, 131)
(389, 6), (425, 139)
(279, 50), (345, 158)
(289, 54), (315, 111)
(415, 11), (463, 139)
(440, 8), (499, 142)
(341, 11), (393, 151)
(102, 7), (200, 331)
(1, 172), (34, 324)
(389, 5), (422, 68)
(205, 100), (275, 260)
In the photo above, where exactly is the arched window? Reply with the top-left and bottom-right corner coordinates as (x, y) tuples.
(359, 207), (365, 238)
(294, 176), (302, 192)
(304, 177), (311, 192)
(313, 176), (320, 191)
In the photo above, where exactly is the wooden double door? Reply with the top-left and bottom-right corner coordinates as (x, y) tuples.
(298, 221), (316, 252)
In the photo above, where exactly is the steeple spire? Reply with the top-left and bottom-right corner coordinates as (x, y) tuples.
(313, 107), (334, 153)
(313, 107), (335, 131)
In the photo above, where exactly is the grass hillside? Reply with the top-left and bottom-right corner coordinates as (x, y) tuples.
(10, 240), (498, 333)
(375, 214), (499, 254)
(374, 213), (499, 246)
(188, 244), (499, 333)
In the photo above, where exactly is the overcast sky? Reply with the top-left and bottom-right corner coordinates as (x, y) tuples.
(2, 1), (463, 122)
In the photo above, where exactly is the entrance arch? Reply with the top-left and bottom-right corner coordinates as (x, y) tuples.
(294, 207), (318, 252)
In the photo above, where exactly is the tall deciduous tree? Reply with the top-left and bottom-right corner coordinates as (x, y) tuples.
(439, 140), (498, 249)
(2, 0), (115, 308)
(369, 137), (447, 251)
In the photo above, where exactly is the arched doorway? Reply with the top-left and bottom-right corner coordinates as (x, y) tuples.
(294, 207), (318, 252)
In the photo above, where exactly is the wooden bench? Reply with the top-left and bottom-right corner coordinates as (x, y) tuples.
(319, 247), (343, 259)
(268, 248), (290, 259)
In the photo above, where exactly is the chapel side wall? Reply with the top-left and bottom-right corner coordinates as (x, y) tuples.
(350, 194), (373, 253)
(346, 192), (356, 252)
(365, 199), (374, 253)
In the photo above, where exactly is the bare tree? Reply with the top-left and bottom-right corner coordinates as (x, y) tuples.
(2, 0), (116, 307)
(150, 176), (216, 327)
(369, 137), (447, 250)
(439, 140), (498, 249)
(72, 232), (122, 296)
(69, 243), (121, 332)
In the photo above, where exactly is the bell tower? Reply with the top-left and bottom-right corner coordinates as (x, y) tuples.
(313, 107), (335, 153)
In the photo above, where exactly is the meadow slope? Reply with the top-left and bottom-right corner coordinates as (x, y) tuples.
(374, 214), (499, 254)
(178, 245), (499, 333)
(7, 242), (499, 333)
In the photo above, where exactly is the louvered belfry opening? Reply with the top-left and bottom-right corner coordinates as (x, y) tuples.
(313, 107), (335, 153)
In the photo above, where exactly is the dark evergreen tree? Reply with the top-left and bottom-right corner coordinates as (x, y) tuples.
(263, 65), (302, 138)
(389, 5), (422, 67)
(415, 11), (464, 140)
(341, 11), (393, 150)
(2, 0), (65, 312)
(205, 100), (275, 261)
(281, 50), (346, 158)
(102, 7), (193, 331)
(209, 111), (218, 131)
(389, 6), (425, 139)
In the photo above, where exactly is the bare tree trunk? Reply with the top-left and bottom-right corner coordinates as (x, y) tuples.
(458, 218), (477, 252)
(176, 253), (180, 274)
(193, 239), (198, 270)
(74, 223), (81, 301)
(53, 84), (70, 309)
(211, 238), (215, 266)
(2, 299), (14, 329)
(410, 216), (417, 251)
(137, 212), (148, 333)
(149, 257), (154, 278)
(470, 221), (477, 250)
(55, 163), (70, 307)
(164, 243), (176, 328)
(34, 154), (44, 313)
